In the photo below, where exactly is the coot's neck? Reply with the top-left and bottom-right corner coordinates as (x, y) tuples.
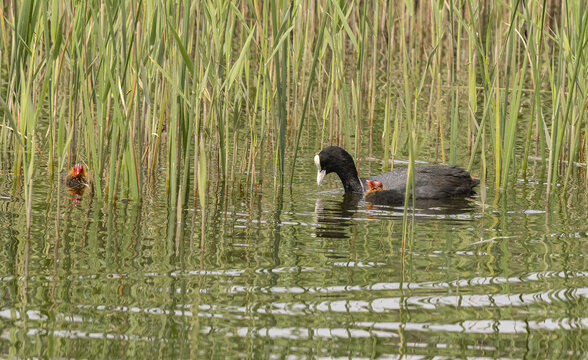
(335, 167), (364, 193)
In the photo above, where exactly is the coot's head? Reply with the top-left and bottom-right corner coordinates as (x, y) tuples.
(366, 180), (384, 193)
(71, 163), (86, 178)
(314, 146), (358, 186)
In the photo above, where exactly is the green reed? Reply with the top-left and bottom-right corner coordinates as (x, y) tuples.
(0, 0), (585, 212)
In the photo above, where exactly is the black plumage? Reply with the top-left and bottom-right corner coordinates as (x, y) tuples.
(315, 146), (480, 201)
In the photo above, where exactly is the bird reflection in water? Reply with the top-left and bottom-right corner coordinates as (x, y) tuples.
(313, 192), (478, 239)
(313, 193), (363, 239)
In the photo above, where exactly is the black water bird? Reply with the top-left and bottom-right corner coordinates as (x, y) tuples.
(315, 146), (480, 201)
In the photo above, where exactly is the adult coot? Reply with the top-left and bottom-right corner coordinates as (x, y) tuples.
(314, 146), (480, 199)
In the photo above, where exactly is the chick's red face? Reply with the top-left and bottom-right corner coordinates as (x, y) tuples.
(73, 164), (84, 177)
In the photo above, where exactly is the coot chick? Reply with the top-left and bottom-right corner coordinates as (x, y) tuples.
(366, 180), (384, 193)
(315, 146), (480, 199)
(364, 179), (405, 204)
(63, 163), (93, 195)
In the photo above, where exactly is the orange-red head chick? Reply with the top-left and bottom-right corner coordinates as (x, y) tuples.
(64, 163), (92, 194)
(366, 180), (384, 194)
(70, 163), (86, 179)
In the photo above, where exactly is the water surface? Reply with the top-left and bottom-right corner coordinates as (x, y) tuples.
(0, 149), (587, 359)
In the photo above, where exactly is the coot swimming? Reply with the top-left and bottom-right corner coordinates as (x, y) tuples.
(315, 146), (479, 199)
(63, 163), (94, 195)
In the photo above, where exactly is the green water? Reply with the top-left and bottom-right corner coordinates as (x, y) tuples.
(0, 143), (587, 359)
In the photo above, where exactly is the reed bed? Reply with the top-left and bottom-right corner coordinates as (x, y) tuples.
(0, 0), (585, 215)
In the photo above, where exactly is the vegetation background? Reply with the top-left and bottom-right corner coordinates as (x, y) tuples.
(1, 3), (586, 357)
(1, 0), (585, 211)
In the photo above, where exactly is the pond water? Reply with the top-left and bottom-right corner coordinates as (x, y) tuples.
(0, 142), (587, 359)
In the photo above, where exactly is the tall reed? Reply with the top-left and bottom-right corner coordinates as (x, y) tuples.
(0, 0), (585, 212)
